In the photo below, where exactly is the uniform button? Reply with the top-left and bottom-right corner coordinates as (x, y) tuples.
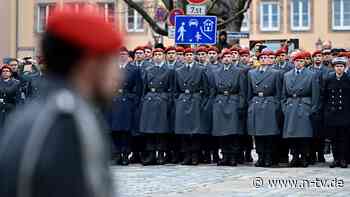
(218, 100), (222, 103)
(160, 82), (163, 84)
(122, 98), (126, 102)
(255, 101), (258, 104)
(183, 99), (186, 102)
(339, 106), (343, 110)
(255, 85), (258, 88)
(332, 102), (335, 105)
(339, 101), (342, 104)
(150, 82), (153, 85)
(339, 89), (342, 92)
(332, 96), (335, 98)
(148, 97), (152, 101)
(340, 95), (342, 98)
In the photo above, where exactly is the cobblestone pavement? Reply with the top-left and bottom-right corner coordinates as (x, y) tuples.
(112, 152), (350, 197)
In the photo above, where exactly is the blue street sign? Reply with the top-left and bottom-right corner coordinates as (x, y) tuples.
(227, 32), (250, 39)
(175, 15), (217, 45)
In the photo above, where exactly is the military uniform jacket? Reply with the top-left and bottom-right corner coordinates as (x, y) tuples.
(139, 63), (173, 134)
(0, 78), (113, 197)
(106, 63), (142, 132)
(272, 62), (294, 74)
(198, 64), (216, 134)
(174, 63), (209, 134)
(212, 65), (247, 136)
(0, 78), (20, 129)
(247, 67), (282, 136)
(132, 61), (152, 135)
(282, 68), (320, 138)
(323, 73), (350, 127)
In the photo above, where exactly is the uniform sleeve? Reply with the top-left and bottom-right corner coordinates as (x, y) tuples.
(311, 72), (321, 113)
(33, 113), (113, 197)
(246, 71), (253, 102)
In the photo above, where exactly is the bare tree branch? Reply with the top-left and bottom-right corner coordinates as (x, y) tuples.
(161, 0), (171, 11)
(123, 0), (168, 36)
(206, 0), (220, 14)
(217, 0), (251, 28)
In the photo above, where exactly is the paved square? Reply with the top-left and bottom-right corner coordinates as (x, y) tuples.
(112, 153), (350, 197)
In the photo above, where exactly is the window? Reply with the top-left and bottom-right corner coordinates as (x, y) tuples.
(333, 0), (350, 30)
(97, 3), (115, 24)
(260, 1), (280, 31)
(291, 0), (310, 31)
(240, 11), (250, 32)
(37, 3), (56, 33)
(126, 2), (144, 32)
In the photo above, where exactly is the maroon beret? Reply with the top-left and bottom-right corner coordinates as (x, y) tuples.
(239, 48), (250, 56)
(1, 65), (13, 73)
(293, 52), (306, 61)
(134, 46), (145, 53)
(312, 50), (322, 57)
(165, 46), (177, 53)
(196, 46), (208, 53)
(275, 48), (288, 56)
(221, 49), (232, 56)
(120, 46), (128, 53)
(207, 46), (219, 53)
(153, 48), (164, 54)
(184, 48), (195, 54)
(230, 46), (240, 53)
(176, 46), (185, 53)
(143, 45), (152, 51)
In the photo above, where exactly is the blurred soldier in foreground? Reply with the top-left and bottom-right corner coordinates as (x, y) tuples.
(0, 7), (123, 197)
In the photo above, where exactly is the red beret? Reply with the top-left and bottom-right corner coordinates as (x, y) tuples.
(257, 49), (273, 59)
(134, 46), (144, 53)
(47, 7), (122, 56)
(303, 51), (311, 58)
(275, 48), (288, 56)
(221, 49), (232, 56)
(230, 47), (240, 53)
(143, 45), (152, 51)
(184, 48), (195, 54)
(337, 52), (348, 57)
(165, 46), (176, 53)
(293, 52), (305, 61)
(196, 46), (208, 53)
(1, 65), (13, 73)
(239, 48), (250, 56)
(207, 46), (219, 53)
(176, 46), (185, 53)
(120, 46), (128, 53)
(312, 50), (322, 57)
(153, 48), (164, 54)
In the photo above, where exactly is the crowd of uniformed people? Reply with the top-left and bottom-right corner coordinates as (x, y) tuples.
(106, 43), (350, 169)
(1, 42), (350, 169)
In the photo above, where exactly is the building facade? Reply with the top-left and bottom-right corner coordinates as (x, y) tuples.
(0, 0), (349, 60)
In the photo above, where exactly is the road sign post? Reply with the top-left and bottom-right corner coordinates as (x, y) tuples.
(175, 15), (217, 45)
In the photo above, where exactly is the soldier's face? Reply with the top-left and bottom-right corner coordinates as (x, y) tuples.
(322, 54), (332, 62)
(294, 59), (305, 69)
(153, 52), (164, 64)
(259, 55), (272, 65)
(9, 60), (18, 72)
(231, 51), (239, 61)
(177, 52), (184, 62)
(314, 54), (322, 64)
(208, 51), (218, 62)
(222, 54), (232, 64)
(240, 54), (250, 64)
(145, 49), (152, 59)
(334, 64), (345, 75)
(269, 55), (276, 64)
(185, 53), (194, 63)
(134, 50), (145, 61)
(198, 52), (207, 63)
(279, 54), (287, 62)
(166, 50), (176, 62)
(119, 51), (129, 64)
(1, 68), (12, 79)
